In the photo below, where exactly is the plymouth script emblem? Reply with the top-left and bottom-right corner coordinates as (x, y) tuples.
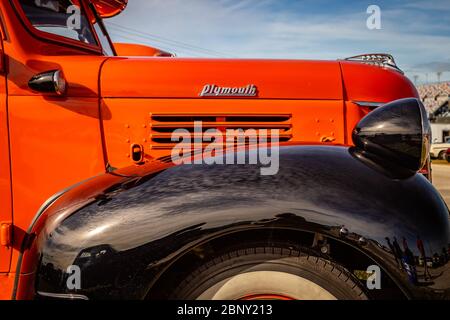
(199, 84), (257, 97)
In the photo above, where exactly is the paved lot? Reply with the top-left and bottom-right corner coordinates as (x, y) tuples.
(432, 164), (450, 206)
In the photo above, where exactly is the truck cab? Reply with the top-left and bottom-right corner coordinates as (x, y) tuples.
(0, 0), (448, 300)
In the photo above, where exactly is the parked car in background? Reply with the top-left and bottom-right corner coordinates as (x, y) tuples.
(430, 143), (450, 159)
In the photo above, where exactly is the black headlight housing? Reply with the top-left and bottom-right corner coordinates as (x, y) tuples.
(352, 98), (431, 178)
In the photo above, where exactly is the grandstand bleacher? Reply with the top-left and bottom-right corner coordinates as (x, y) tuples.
(417, 82), (450, 117)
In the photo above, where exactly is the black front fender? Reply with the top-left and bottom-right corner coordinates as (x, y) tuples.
(34, 145), (450, 299)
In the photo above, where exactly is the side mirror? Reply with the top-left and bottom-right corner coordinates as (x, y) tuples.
(28, 70), (67, 96)
(91, 0), (128, 19)
(352, 98), (431, 178)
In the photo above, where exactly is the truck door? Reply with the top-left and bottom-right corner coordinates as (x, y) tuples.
(0, 16), (12, 273)
(3, 0), (107, 238)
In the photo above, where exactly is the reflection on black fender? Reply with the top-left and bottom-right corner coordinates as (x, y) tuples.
(34, 146), (450, 299)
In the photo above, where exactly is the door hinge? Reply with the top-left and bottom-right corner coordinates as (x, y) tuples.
(0, 222), (12, 247)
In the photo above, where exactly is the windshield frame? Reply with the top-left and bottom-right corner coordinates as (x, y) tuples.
(88, 1), (116, 56)
(11, 0), (105, 55)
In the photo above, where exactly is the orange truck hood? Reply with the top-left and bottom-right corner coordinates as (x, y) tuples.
(100, 57), (418, 101)
(100, 58), (344, 100)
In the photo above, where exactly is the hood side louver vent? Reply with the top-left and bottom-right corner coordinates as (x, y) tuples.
(150, 113), (293, 150)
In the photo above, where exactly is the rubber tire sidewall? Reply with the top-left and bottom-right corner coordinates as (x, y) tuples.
(172, 247), (368, 300)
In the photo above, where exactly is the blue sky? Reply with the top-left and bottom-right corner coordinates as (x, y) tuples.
(107, 0), (450, 83)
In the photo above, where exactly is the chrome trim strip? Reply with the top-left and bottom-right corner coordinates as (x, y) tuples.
(342, 53), (403, 73)
(37, 291), (89, 300)
(352, 101), (385, 108)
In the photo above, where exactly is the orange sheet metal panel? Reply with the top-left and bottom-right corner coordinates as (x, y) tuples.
(340, 61), (419, 102)
(101, 98), (346, 168)
(101, 58), (344, 100)
(7, 96), (105, 233)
